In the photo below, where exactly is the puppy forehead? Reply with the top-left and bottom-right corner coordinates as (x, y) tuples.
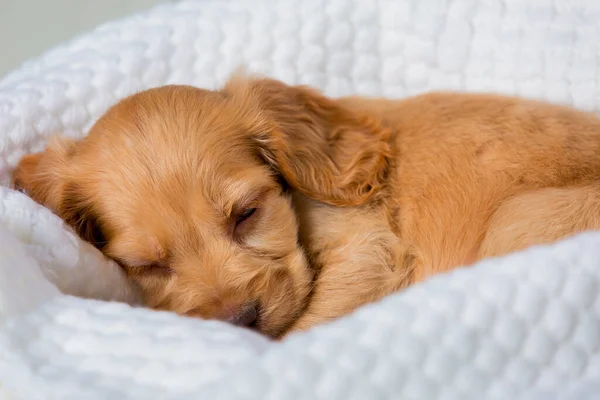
(85, 85), (254, 152)
(79, 86), (265, 191)
(76, 84), (276, 239)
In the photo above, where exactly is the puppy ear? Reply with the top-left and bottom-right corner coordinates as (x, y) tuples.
(227, 77), (391, 207)
(12, 137), (106, 247)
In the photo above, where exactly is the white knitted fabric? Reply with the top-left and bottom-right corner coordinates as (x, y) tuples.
(1, 0), (600, 398)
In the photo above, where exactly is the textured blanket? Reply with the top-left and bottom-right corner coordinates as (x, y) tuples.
(1, 0), (600, 398)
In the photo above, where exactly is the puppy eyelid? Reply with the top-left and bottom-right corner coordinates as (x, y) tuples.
(133, 264), (174, 276)
(236, 206), (257, 224)
(113, 255), (171, 270)
(230, 200), (264, 238)
(119, 261), (174, 277)
(227, 186), (274, 237)
(147, 263), (175, 274)
(230, 205), (258, 236)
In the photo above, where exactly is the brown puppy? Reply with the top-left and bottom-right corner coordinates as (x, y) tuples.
(12, 76), (600, 337)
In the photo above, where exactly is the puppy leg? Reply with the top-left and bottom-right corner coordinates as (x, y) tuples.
(286, 229), (413, 334)
(479, 183), (600, 259)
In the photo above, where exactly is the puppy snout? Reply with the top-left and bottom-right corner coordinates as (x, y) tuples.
(223, 303), (258, 327)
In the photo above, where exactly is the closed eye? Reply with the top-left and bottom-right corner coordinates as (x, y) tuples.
(139, 263), (174, 275)
(233, 207), (259, 238)
(229, 186), (273, 238)
(236, 207), (256, 226)
(123, 262), (174, 276)
(111, 256), (173, 275)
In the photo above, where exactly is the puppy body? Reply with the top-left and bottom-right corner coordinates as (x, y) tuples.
(13, 79), (600, 336)
(290, 92), (600, 330)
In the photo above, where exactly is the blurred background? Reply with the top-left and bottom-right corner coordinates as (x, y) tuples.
(0, 0), (176, 77)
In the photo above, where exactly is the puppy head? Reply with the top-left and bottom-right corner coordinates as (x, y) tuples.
(12, 77), (390, 337)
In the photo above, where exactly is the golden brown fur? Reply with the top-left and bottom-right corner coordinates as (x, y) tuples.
(12, 75), (600, 337)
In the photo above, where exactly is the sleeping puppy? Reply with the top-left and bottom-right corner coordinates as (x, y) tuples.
(12, 75), (600, 337)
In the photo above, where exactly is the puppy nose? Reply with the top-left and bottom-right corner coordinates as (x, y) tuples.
(226, 303), (258, 327)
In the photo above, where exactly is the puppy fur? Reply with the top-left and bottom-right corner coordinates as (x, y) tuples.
(12, 76), (600, 337)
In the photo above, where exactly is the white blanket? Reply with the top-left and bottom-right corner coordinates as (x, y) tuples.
(1, 0), (600, 398)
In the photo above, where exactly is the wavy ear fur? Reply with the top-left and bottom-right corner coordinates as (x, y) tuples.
(11, 136), (106, 247)
(224, 76), (391, 207)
